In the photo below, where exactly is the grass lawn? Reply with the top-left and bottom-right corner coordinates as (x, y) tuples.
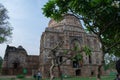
(0, 76), (116, 80)
(50, 76), (115, 80)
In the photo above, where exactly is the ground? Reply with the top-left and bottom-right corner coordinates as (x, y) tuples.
(0, 75), (116, 80)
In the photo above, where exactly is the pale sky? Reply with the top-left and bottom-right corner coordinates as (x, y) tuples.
(0, 0), (50, 58)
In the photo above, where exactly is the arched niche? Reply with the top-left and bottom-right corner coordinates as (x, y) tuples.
(12, 58), (20, 69)
(70, 39), (81, 49)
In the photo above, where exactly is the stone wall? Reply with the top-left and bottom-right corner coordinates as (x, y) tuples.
(39, 14), (103, 78)
(2, 45), (39, 75)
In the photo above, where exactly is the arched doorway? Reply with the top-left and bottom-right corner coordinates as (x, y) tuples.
(75, 69), (81, 76)
(73, 61), (79, 68)
(13, 62), (19, 69)
(12, 58), (20, 75)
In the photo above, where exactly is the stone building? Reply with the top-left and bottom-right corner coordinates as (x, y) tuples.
(39, 14), (103, 78)
(2, 45), (39, 75)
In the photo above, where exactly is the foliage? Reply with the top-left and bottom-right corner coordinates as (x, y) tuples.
(49, 41), (91, 80)
(16, 74), (25, 79)
(43, 1), (120, 79)
(104, 60), (116, 71)
(42, 0), (120, 56)
(0, 3), (12, 44)
(104, 54), (117, 70)
(83, 46), (91, 55)
(63, 49), (69, 55)
(72, 46), (91, 61)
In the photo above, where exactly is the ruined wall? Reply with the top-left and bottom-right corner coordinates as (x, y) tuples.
(2, 45), (39, 75)
(26, 55), (39, 75)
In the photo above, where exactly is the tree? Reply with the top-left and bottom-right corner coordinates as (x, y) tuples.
(48, 41), (91, 80)
(42, 0), (120, 79)
(104, 54), (118, 71)
(0, 3), (12, 44)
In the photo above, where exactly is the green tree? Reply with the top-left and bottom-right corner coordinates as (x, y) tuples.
(48, 41), (91, 80)
(0, 3), (12, 44)
(104, 54), (118, 70)
(42, 0), (120, 79)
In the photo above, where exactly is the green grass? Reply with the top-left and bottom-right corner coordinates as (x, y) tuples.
(0, 76), (116, 80)
(46, 76), (115, 80)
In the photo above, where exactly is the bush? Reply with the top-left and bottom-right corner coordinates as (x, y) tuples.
(16, 74), (25, 79)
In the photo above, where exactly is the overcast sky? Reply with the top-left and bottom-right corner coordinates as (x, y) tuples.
(0, 0), (50, 58)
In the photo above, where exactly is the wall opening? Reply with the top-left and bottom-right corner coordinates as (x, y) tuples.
(75, 69), (81, 76)
(91, 71), (94, 76)
(73, 61), (79, 68)
(89, 55), (92, 64)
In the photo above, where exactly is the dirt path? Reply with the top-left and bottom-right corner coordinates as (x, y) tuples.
(0, 75), (32, 78)
(0, 75), (16, 78)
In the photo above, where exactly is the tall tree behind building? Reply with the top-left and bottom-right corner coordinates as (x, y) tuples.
(0, 3), (12, 44)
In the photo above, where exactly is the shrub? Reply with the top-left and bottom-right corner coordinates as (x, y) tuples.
(16, 74), (25, 79)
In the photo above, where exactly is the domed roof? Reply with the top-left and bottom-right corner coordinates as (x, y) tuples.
(17, 45), (27, 55)
(18, 45), (27, 52)
(18, 45), (23, 49)
(48, 14), (83, 28)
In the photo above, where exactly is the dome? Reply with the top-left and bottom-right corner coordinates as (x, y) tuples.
(18, 45), (26, 51)
(18, 45), (23, 49)
(48, 14), (83, 28)
(18, 45), (27, 55)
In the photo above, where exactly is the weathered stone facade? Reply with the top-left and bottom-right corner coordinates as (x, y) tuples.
(2, 45), (39, 75)
(39, 14), (103, 78)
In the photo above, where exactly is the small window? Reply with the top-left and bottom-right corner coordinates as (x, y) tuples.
(59, 56), (63, 62)
(57, 56), (63, 63)
(91, 71), (94, 76)
(89, 55), (92, 64)
(75, 69), (81, 76)
(73, 61), (79, 68)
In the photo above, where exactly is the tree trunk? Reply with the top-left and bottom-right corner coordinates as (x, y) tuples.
(97, 65), (102, 80)
(50, 59), (55, 80)
(58, 64), (63, 80)
(97, 52), (105, 80)
(96, 35), (105, 80)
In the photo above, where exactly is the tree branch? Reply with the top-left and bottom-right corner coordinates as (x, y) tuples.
(105, 42), (120, 53)
(100, 14), (117, 35)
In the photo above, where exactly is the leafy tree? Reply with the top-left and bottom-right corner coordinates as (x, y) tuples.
(48, 41), (91, 80)
(0, 3), (12, 44)
(104, 54), (118, 70)
(42, 0), (120, 79)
